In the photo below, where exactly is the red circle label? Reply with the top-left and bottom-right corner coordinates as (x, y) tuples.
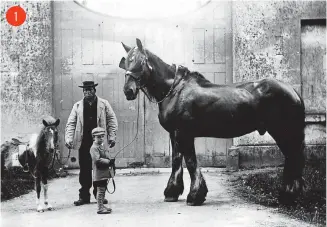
(6, 6), (26, 26)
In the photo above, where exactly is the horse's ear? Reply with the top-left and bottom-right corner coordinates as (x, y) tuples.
(136, 38), (144, 53)
(42, 120), (49, 127)
(119, 57), (126, 70)
(121, 42), (131, 53)
(54, 119), (60, 127)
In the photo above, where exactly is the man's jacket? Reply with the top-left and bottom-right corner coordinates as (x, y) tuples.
(65, 97), (118, 150)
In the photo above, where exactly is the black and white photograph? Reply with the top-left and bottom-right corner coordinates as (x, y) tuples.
(1, 0), (326, 226)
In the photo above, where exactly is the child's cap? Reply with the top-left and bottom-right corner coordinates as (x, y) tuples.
(92, 127), (106, 136)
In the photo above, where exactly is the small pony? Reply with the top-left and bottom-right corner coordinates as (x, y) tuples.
(18, 116), (60, 212)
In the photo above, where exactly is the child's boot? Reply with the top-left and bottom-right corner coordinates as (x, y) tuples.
(97, 187), (111, 214)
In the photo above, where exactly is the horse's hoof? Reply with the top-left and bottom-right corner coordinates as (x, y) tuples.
(186, 192), (206, 206)
(186, 198), (206, 206)
(278, 190), (297, 206)
(186, 202), (197, 206)
(164, 197), (178, 202)
(186, 199), (206, 206)
(47, 207), (53, 211)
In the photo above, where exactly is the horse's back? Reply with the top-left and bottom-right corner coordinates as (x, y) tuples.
(234, 78), (303, 106)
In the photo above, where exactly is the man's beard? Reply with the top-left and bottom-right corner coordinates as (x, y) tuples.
(84, 94), (95, 100)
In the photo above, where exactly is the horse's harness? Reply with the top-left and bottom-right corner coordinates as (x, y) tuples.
(125, 50), (184, 104)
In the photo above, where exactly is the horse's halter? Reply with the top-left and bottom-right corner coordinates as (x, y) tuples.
(125, 50), (180, 104)
(125, 53), (149, 89)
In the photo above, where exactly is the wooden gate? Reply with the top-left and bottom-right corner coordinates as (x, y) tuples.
(53, 2), (145, 168)
(53, 1), (232, 168)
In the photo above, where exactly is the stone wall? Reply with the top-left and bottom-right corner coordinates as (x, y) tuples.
(1, 1), (54, 143)
(231, 1), (326, 168)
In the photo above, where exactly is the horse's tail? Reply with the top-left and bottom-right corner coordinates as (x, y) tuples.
(294, 88), (306, 145)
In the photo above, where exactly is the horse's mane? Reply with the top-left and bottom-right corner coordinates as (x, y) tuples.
(143, 50), (211, 101)
(143, 50), (176, 102)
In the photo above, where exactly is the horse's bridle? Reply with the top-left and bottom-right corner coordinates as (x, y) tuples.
(125, 53), (182, 104)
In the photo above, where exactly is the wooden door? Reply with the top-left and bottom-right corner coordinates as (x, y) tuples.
(53, 2), (145, 168)
(301, 19), (326, 114)
(142, 1), (233, 167)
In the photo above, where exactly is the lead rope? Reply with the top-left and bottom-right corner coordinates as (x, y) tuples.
(106, 94), (140, 194)
(111, 94), (141, 159)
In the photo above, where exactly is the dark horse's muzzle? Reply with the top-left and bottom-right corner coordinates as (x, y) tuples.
(124, 71), (141, 100)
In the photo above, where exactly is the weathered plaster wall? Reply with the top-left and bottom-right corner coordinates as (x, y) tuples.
(1, 2), (53, 143)
(232, 1), (326, 148)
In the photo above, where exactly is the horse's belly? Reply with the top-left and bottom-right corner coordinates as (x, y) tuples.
(195, 122), (257, 138)
(179, 105), (258, 138)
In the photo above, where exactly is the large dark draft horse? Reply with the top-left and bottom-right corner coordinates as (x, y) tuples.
(119, 38), (306, 205)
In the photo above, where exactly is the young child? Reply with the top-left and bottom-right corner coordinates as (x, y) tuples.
(90, 127), (112, 214)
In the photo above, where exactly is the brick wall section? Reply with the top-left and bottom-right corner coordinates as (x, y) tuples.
(1, 1), (53, 143)
(232, 1), (326, 146)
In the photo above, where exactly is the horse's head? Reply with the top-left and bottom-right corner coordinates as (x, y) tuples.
(42, 117), (60, 153)
(119, 38), (153, 100)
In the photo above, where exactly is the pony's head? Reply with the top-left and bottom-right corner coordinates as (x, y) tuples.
(41, 117), (60, 153)
(119, 38), (153, 100)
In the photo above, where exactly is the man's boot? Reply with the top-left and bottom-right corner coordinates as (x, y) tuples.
(97, 187), (111, 214)
(74, 197), (90, 206)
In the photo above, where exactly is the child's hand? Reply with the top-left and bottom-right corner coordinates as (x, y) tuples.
(109, 159), (115, 166)
(108, 140), (116, 148)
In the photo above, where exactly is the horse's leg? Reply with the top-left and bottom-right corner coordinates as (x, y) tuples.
(164, 132), (184, 202)
(35, 173), (44, 212)
(42, 167), (52, 210)
(268, 121), (305, 205)
(181, 137), (208, 206)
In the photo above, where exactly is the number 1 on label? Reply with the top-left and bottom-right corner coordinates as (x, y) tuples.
(14, 11), (17, 21)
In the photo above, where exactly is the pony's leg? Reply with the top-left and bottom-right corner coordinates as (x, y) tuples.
(164, 132), (184, 202)
(35, 175), (43, 212)
(42, 168), (52, 210)
(181, 137), (208, 206)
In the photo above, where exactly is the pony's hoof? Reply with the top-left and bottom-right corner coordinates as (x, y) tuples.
(37, 208), (44, 213)
(164, 197), (178, 202)
(44, 202), (53, 210)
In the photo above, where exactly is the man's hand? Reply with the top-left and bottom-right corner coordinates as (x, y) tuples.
(108, 140), (116, 148)
(65, 140), (73, 149)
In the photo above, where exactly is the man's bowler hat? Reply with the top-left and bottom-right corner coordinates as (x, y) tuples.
(78, 81), (98, 88)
